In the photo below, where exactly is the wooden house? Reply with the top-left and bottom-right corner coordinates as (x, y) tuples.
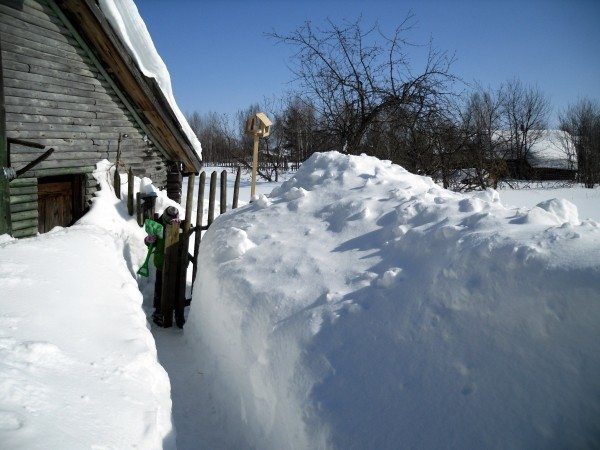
(498, 130), (577, 181)
(0, 0), (202, 238)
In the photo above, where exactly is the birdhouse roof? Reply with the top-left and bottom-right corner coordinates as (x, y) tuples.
(256, 112), (273, 127)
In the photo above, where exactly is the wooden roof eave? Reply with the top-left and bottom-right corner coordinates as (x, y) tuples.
(53, 0), (202, 173)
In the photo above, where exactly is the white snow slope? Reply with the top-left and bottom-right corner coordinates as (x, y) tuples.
(99, 0), (202, 159)
(0, 161), (175, 449)
(188, 151), (600, 449)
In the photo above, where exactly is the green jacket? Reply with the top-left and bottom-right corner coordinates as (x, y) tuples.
(146, 219), (166, 269)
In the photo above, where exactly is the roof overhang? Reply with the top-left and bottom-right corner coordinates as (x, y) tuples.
(55, 0), (202, 173)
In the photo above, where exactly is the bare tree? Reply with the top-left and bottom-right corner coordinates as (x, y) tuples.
(269, 15), (456, 155)
(186, 111), (237, 164)
(500, 78), (550, 165)
(281, 97), (319, 169)
(559, 98), (600, 187)
(231, 102), (287, 182)
(462, 87), (507, 188)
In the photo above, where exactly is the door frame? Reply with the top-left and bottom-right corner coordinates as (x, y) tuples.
(37, 174), (85, 233)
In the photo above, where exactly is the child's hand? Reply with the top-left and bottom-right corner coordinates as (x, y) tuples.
(144, 235), (157, 245)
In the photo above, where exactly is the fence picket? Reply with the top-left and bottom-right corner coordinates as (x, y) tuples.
(160, 222), (180, 328)
(220, 170), (227, 214)
(233, 166), (241, 209)
(208, 171), (217, 226)
(192, 171), (206, 283)
(136, 192), (142, 225)
(127, 168), (134, 216)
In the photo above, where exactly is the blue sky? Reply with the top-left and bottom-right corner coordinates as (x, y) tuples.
(136, 0), (600, 126)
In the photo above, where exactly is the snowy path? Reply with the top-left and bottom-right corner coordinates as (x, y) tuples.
(148, 169), (285, 449)
(149, 323), (209, 449)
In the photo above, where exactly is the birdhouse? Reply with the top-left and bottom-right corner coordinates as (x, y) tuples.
(245, 112), (272, 138)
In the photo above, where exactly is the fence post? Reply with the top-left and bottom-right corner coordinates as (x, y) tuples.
(220, 170), (227, 214)
(136, 192), (142, 226)
(175, 173), (195, 327)
(251, 134), (259, 199)
(127, 168), (134, 216)
(208, 171), (217, 226)
(184, 173), (195, 232)
(193, 171), (205, 283)
(113, 169), (121, 199)
(160, 221), (180, 328)
(232, 166), (241, 209)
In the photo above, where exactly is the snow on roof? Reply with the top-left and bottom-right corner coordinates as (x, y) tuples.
(528, 130), (576, 170)
(493, 130), (576, 170)
(98, 0), (202, 160)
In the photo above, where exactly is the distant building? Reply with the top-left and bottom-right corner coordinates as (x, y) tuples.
(496, 130), (577, 181)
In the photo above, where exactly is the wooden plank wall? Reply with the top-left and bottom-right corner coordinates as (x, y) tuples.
(0, 0), (170, 236)
(9, 176), (38, 237)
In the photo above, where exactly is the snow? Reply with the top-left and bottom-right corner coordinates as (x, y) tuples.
(187, 152), (600, 448)
(182, 166), (292, 214)
(497, 185), (600, 221)
(528, 130), (576, 170)
(98, 0), (202, 159)
(0, 161), (176, 449)
(1, 153), (599, 449)
(493, 130), (576, 170)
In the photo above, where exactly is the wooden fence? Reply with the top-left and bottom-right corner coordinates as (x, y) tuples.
(119, 166), (242, 328)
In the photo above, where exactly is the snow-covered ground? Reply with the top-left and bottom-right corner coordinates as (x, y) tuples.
(186, 152), (600, 448)
(182, 166), (291, 214)
(0, 162), (289, 450)
(497, 185), (600, 221)
(0, 162), (177, 449)
(1, 155), (599, 449)
(156, 167), (292, 449)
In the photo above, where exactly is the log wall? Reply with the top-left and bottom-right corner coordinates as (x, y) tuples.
(1, 0), (170, 236)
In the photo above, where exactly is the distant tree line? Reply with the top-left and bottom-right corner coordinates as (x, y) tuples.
(187, 17), (600, 189)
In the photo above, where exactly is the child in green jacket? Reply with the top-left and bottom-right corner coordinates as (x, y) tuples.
(144, 206), (179, 325)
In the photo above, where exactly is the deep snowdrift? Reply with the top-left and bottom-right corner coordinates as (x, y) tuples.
(188, 152), (600, 449)
(0, 161), (178, 449)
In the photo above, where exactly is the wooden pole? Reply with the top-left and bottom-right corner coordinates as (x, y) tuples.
(166, 163), (182, 204)
(160, 221), (180, 328)
(136, 192), (142, 226)
(251, 134), (259, 199)
(208, 171), (217, 227)
(113, 169), (121, 199)
(114, 133), (124, 199)
(220, 170), (227, 214)
(175, 220), (189, 328)
(127, 168), (134, 216)
(192, 171), (205, 283)
(232, 166), (241, 209)
(184, 173), (195, 235)
(173, 173), (195, 325)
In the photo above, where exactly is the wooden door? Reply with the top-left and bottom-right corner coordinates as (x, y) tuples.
(37, 175), (84, 233)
